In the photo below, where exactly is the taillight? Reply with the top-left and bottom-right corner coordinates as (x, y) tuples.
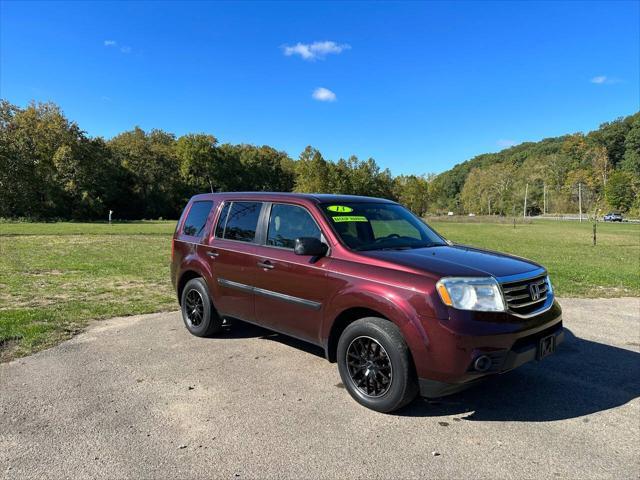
(171, 238), (175, 261)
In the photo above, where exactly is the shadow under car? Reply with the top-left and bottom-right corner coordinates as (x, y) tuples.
(213, 321), (640, 421)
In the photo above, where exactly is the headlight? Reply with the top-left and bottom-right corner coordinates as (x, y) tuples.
(436, 277), (505, 312)
(546, 275), (553, 295)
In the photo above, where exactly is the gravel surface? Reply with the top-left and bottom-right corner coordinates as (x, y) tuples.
(1, 297), (639, 479)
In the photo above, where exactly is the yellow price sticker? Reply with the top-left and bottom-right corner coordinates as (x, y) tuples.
(332, 215), (368, 223)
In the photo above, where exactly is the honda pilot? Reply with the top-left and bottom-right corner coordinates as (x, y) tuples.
(171, 193), (563, 413)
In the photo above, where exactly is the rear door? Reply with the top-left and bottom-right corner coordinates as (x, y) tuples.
(251, 202), (330, 344)
(172, 199), (216, 289)
(206, 200), (264, 322)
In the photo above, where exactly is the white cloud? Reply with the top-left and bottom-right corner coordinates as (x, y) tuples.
(104, 40), (132, 54)
(283, 41), (350, 61)
(312, 87), (337, 102)
(497, 139), (517, 148)
(590, 75), (621, 85)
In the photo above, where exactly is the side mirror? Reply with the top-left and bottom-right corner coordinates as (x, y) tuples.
(294, 237), (327, 257)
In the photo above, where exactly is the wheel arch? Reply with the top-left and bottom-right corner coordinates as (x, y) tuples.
(326, 307), (389, 362)
(177, 270), (203, 305)
(322, 288), (430, 377)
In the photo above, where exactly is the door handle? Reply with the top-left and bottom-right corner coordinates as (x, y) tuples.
(206, 250), (219, 258)
(257, 260), (274, 270)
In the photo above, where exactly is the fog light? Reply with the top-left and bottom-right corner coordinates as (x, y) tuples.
(474, 355), (492, 372)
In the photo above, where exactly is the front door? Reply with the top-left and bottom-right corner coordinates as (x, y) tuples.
(251, 203), (330, 344)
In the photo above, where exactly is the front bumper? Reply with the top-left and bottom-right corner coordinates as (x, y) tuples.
(418, 318), (564, 398)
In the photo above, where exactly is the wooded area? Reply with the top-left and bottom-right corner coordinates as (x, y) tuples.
(1, 99), (638, 220)
(431, 112), (640, 216)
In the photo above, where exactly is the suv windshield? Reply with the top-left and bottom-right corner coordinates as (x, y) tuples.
(320, 202), (446, 251)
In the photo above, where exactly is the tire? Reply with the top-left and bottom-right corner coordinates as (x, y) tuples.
(180, 278), (222, 337)
(337, 317), (418, 413)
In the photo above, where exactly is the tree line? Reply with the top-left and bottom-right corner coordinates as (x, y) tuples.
(0, 100), (430, 220)
(0, 99), (638, 221)
(430, 112), (640, 217)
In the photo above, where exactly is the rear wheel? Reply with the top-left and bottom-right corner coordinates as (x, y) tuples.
(337, 317), (418, 413)
(180, 278), (222, 337)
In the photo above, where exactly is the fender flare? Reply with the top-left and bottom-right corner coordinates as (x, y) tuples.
(176, 254), (215, 303)
(322, 285), (430, 366)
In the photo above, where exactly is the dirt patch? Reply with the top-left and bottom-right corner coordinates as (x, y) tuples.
(0, 338), (20, 362)
(0, 292), (74, 310)
(22, 269), (68, 277)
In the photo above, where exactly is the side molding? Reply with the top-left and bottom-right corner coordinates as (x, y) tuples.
(218, 278), (322, 310)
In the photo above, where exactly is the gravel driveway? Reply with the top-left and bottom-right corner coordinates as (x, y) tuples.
(1, 298), (639, 479)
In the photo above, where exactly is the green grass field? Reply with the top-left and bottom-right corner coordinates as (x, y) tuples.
(0, 221), (177, 361)
(431, 219), (639, 298)
(0, 219), (638, 361)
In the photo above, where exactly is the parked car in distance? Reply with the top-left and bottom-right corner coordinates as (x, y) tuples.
(171, 193), (563, 413)
(603, 212), (623, 222)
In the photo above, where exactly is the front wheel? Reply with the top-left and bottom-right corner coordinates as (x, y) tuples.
(337, 317), (418, 413)
(180, 278), (222, 337)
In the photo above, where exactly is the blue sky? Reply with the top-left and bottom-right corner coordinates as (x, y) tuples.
(1, 1), (638, 175)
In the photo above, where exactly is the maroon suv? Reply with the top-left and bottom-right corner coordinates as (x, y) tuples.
(171, 193), (563, 412)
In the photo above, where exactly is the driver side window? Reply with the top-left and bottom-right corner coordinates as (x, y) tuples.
(267, 204), (321, 249)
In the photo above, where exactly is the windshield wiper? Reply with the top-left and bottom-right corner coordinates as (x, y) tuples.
(355, 242), (447, 252)
(355, 245), (413, 252)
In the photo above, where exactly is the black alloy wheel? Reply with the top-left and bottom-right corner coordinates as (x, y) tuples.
(180, 277), (222, 337)
(346, 336), (393, 397)
(337, 317), (418, 413)
(184, 289), (204, 328)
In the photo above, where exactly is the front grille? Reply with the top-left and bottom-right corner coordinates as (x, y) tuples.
(501, 274), (549, 316)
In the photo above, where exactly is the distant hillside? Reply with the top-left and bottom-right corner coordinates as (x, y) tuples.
(429, 112), (640, 216)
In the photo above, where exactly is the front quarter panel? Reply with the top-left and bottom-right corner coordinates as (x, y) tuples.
(321, 259), (439, 377)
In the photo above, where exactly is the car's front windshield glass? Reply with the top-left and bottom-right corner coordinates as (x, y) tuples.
(320, 202), (447, 251)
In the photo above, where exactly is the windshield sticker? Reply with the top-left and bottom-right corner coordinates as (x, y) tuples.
(327, 205), (354, 213)
(332, 215), (368, 223)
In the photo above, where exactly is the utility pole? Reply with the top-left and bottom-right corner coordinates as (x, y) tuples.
(543, 183), (546, 215)
(488, 198), (491, 216)
(578, 182), (582, 223)
(523, 183), (528, 221)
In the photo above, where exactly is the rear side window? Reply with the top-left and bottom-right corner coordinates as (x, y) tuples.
(267, 204), (321, 249)
(182, 201), (214, 237)
(216, 201), (262, 242)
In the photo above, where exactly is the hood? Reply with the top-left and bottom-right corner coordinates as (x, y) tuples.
(360, 244), (542, 279)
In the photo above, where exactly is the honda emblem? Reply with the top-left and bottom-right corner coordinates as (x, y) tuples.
(530, 283), (541, 301)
